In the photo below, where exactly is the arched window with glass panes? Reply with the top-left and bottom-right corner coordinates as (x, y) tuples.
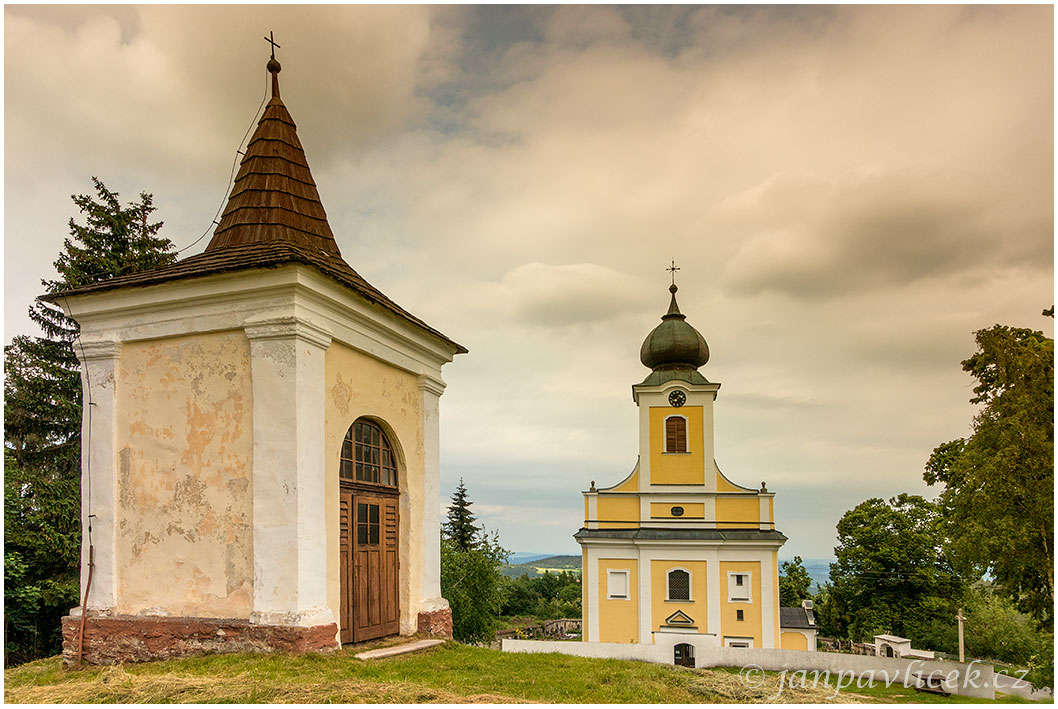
(667, 568), (691, 601)
(340, 418), (398, 488)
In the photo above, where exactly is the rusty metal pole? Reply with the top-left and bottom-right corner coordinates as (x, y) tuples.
(76, 544), (95, 669)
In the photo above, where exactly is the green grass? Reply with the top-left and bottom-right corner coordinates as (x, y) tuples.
(5, 642), (1047, 704)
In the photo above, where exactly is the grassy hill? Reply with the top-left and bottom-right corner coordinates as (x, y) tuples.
(4, 641), (1029, 704)
(502, 554), (581, 579)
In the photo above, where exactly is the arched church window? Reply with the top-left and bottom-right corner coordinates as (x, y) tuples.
(665, 416), (687, 453)
(340, 419), (398, 487)
(667, 568), (691, 601)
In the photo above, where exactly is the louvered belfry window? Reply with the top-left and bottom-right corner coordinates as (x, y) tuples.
(668, 569), (691, 601)
(341, 419), (398, 487)
(665, 416), (687, 453)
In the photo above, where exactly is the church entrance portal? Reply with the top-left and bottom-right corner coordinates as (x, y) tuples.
(339, 419), (400, 644)
(674, 643), (696, 668)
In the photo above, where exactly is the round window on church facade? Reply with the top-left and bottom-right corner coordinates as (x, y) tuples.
(671, 506), (684, 517)
(341, 419), (398, 487)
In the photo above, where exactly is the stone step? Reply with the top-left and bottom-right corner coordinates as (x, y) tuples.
(354, 638), (445, 660)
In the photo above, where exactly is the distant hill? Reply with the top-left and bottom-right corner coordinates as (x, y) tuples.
(502, 554), (581, 579)
(780, 558), (833, 594)
(507, 552), (555, 565)
(502, 554), (833, 589)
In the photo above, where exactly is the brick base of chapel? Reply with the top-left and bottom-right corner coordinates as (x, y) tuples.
(416, 607), (453, 639)
(60, 614), (339, 667)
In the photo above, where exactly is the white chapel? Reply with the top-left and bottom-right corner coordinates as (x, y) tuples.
(47, 48), (464, 664)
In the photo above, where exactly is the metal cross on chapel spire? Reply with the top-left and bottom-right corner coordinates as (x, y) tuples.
(264, 31), (282, 98)
(264, 31), (281, 59)
(667, 259), (681, 287)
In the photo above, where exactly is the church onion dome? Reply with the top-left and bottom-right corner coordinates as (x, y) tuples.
(640, 284), (710, 372)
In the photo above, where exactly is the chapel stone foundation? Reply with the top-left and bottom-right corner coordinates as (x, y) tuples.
(61, 614), (339, 667)
(416, 607), (454, 640)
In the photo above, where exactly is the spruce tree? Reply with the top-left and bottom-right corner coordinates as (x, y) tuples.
(443, 478), (481, 552)
(6, 177), (175, 474)
(4, 177), (176, 665)
(439, 479), (509, 643)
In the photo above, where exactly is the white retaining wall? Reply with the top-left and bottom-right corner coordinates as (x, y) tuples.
(501, 639), (995, 700)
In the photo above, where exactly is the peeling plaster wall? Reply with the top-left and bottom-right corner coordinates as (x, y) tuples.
(115, 331), (254, 617)
(324, 342), (424, 636)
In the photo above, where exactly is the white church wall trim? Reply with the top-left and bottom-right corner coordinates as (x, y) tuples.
(59, 264), (457, 382)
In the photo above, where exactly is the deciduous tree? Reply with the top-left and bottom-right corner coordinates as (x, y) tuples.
(924, 320), (1054, 624)
(440, 531), (509, 643)
(825, 495), (963, 644)
(779, 556), (813, 607)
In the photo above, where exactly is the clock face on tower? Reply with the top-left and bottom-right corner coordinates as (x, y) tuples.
(668, 390), (686, 407)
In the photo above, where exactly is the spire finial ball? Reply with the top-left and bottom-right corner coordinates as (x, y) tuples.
(264, 31), (282, 74)
(669, 283), (678, 294)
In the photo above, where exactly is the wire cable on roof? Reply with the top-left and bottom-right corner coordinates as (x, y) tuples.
(61, 293), (96, 668)
(176, 70), (270, 255)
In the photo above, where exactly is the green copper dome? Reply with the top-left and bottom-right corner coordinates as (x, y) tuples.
(640, 284), (710, 372)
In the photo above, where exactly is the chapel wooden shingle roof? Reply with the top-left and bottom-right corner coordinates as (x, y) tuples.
(45, 55), (465, 355)
(205, 70), (339, 256)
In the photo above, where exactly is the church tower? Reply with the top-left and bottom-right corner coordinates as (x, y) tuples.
(576, 279), (789, 658)
(47, 44), (463, 664)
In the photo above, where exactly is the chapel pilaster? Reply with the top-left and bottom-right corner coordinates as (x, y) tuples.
(71, 339), (123, 613)
(245, 314), (335, 628)
(417, 376), (450, 615)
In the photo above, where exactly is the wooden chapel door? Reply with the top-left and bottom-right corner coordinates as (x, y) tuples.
(340, 486), (399, 643)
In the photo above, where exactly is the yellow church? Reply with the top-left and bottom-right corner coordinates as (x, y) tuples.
(575, 281), (816, 661)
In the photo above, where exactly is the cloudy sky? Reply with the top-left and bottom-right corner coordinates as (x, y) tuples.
(5, 5), (1053, 559)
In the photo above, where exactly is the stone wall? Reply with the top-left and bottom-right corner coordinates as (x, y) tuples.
(416, 607), (453, 639)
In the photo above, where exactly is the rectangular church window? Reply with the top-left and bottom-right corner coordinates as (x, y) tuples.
(665, 416), (687, 453)
(607, 569), (629, 599)
(728, 572), (751, 602)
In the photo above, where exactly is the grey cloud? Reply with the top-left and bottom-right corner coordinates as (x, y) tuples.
(719, 167), (1052, 299)
(502, 263), (653, 328)
(6, 5), (1052, 560)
